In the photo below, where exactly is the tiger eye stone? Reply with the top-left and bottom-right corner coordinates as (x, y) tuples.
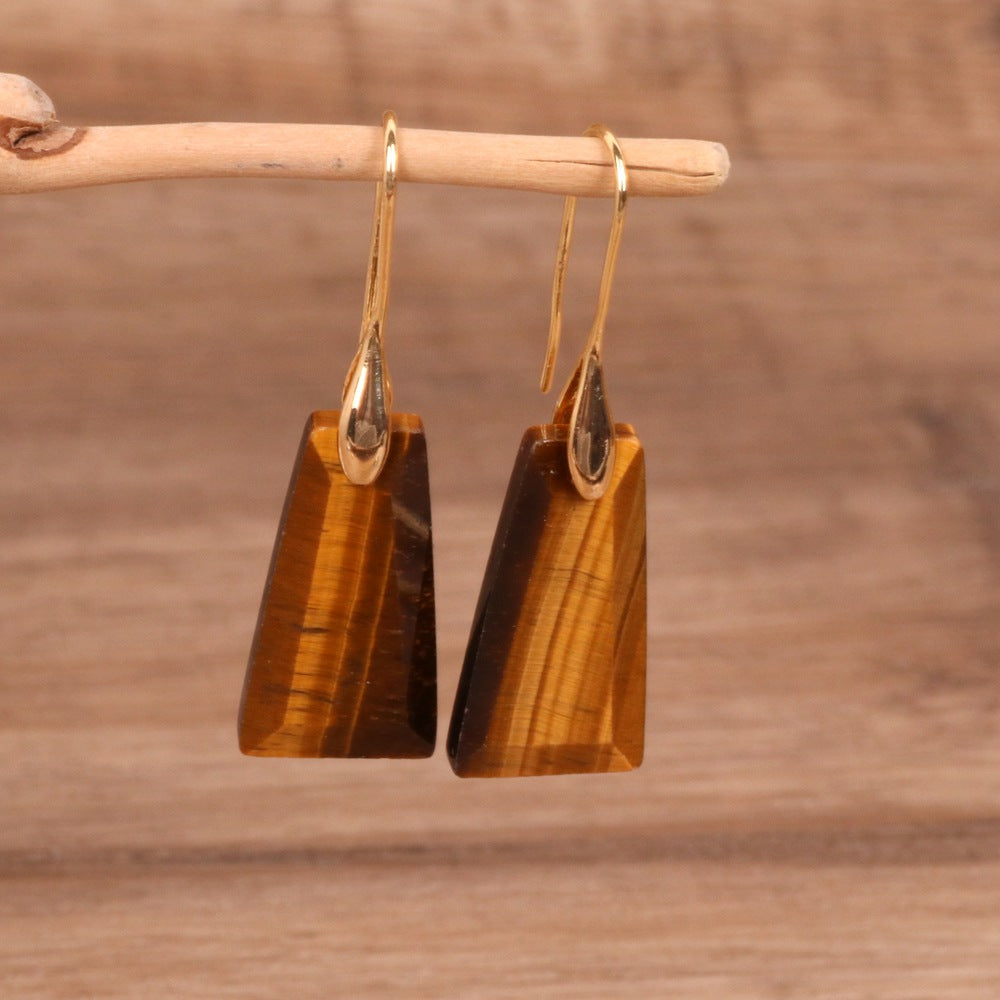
(238, 411), (436, 758)
(448, 423), (646, 778)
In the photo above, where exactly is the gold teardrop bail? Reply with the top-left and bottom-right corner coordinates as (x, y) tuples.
(339, 110), (399, 485)
(541, 124), (628, 501)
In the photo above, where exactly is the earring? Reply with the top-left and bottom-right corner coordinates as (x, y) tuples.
(447, 125), (646, 778)
(238, 112), (436, 758)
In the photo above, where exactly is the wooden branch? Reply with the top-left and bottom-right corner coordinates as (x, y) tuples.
(0, 74), (729, 198)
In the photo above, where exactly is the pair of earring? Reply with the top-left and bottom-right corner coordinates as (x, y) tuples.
(237, 113), (646, 777)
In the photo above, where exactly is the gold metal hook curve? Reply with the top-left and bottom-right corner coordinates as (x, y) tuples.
(541, 124), (628, 501)
(541, 125), (627, 394)
(360, 111), (397, 334)
(339, 110), (398, 485)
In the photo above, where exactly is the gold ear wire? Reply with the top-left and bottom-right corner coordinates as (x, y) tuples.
(360, 111), (397, 338)
(541, 124), (628, 500)
(339, 110), (398, 485)
(539, 194), (575, 395)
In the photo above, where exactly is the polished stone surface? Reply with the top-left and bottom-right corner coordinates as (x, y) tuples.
(239, 411), (436, 757)
(448, 423), (646, 777)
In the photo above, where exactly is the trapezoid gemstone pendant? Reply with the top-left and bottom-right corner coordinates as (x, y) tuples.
(447, 422), (646, 777)
(238, 410), (436, 758)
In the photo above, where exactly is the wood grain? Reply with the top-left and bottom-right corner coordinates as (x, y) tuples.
(1, 2), (999, 998)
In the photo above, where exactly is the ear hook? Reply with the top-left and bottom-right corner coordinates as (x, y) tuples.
(339, 110), (398, 485)
(360, 111), (398, 335)
(541, 124), (628, 501)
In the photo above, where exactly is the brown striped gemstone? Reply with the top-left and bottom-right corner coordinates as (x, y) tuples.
(238, 411), (436, 758)
(448, 423), (645, 777)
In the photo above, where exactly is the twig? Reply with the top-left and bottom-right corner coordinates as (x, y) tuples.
(0, 74), (729, 197)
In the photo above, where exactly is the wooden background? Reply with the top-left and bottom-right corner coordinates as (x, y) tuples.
(2, 2), (999, 996)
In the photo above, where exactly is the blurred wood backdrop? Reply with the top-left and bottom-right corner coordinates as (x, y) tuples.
(2, 2), (999, 997)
